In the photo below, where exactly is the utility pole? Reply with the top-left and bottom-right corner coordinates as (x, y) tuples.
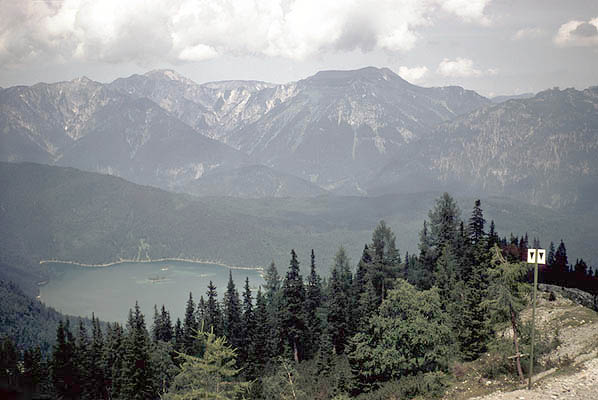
(527, 248), (545, 390)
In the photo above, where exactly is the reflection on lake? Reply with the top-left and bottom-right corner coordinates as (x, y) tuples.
(40, 261), (264, 323)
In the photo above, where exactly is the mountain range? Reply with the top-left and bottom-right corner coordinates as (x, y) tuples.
(1, 67), (597, 209)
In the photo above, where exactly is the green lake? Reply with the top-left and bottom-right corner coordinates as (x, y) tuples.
(39, 261), (264, 323)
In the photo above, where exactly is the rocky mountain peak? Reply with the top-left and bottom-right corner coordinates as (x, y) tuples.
(305, 66), (406, 87)
(144, 69), (196, 85)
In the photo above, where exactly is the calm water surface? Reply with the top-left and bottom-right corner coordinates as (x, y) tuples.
(40, 261), (264, 323)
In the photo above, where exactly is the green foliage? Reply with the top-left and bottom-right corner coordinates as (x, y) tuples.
(304, 250), (323, 359)
(482, 246), (529, 325)
(223, 272), (243, 352)
(355, 372), (448, 400)
(260, 358), (308, 400)
(280, 250), (307, 362)
(0, 279), (81, 355)
(163, 329), (249, 400)
(120, 302), (155, 400)
(349, 279), (454, 392)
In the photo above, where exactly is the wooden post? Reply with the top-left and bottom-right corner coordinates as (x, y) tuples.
(528, 260), (538, 390)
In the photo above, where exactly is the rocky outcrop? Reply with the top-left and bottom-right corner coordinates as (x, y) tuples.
(539, 283), (598, 311)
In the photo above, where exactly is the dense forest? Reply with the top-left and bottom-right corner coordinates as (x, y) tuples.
(2, 193), (598, 400)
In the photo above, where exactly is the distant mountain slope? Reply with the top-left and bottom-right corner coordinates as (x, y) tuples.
(426, 87), (598, 209)
(109, 70), (278, 143)
(2, 69), (597, 207)
(231, 67), (490, 194)
(110, 67), (490, 195)
(2, 163), (597, 292)
(0, 77), (248, 191)
(490, 92), (535, 103)
(185, 164), (328, 198)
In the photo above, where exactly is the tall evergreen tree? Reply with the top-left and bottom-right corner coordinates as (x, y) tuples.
(428, 192), (461, 250)
(163, 329), (249, 399)
(223, 271), (243, 351)
(89, 314), (106, 400)
(52, 319), (79, 400)
(253, 288), (270, 369)
(103, 322), (125, 399)
(121, 302), (154, 400)
(280, 249), (307, 362)
(468, 199), (486, 244)
(305, 249), (323, 359)
(75, 319), (93, 399)
(182, 293), (200, 355)
(159, 305), (173, 342)
(173, 318), (183, 353)
(327, 266), (349, 355)
(205, 281), (223, 337)
(240, 277), (257, 378)
(483, 246), (529, 382)
(555, 240), (570, 285)
(23, 346), (46, 395)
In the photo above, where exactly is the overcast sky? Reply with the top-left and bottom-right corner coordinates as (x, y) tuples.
(1, 0), (597, 97)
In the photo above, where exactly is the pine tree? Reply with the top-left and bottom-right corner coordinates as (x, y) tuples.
(121, 302), (154, 400)
(327, 267), (349, 355)
(263, 261), (284, 357)
(173, 318), (184, 353)
(1, 337), (20, 388)
(415, 220), (436, 289)
(182, 292), (200, 355)
(468, 199), (486, 244)
(159, 305), (173, 342)
(555, 240), (569, 285)
(241, 277), (257, 378)
(52, 319), (79, 400)
(304, 249), (323, 359)
(253, 288), (270, 369)
(90, 314), (106, 400)
(369, 221), (401, 298)
(103, 322), (125, 399)
(280, 249), (307, 362)
(205, 281), (223, 337)
(223, 271), (243, 351)
(23, 346), (45, 394)
(163, 329), (249, 399)
(483, 245), (529, 382)
(488, 220), (499, 249)
(75, 319), (93, 399)
(264, 261), (281, 302)
(428, 192), (461, 250)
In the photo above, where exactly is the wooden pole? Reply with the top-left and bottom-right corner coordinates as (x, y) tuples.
(528, 260), (538, 390)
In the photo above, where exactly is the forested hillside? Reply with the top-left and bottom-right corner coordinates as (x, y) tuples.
(2, 193), (597, 399)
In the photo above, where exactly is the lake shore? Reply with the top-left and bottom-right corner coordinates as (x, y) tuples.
(39, 257), (264, 272)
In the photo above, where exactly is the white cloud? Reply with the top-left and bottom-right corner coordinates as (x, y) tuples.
(554, 17), (598, 47)
(512, 27), (546, 40)
(437, 57), (482, 77)
(437, 0), (492, 25)
(0, 0), (494, 66)
(398, 65), (429, 82)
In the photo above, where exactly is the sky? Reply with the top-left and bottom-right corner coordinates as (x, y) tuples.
(0, 0), (597, 97)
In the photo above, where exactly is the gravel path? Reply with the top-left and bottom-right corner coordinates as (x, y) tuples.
(471, 291), (598, 400)
(471, 358), (598, 400)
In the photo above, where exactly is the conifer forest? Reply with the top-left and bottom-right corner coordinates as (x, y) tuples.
(2, 194), (597, 400)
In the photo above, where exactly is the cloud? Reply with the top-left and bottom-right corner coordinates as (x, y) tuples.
(438, 0), (492, 25)
(0, 0), (494, 66)
(554, 17), (598, 47)
(398, 65), (429, 82)
(437, 57), (482, 77)
(512, 27), (546, 40)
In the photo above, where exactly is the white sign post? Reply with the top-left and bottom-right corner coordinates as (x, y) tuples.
(526, 248), (545, 389)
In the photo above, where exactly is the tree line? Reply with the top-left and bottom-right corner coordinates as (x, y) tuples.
(2, 193), (597, 399)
